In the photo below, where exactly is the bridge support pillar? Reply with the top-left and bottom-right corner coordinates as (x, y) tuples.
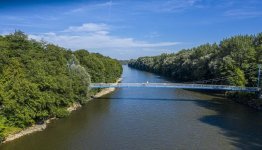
(259, 91), (262, 99)
(256, 90), (262, 99)
(257, 64), (262, 99)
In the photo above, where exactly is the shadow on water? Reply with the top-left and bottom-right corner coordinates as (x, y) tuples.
(104, 66), (262, 149)
(194, 98), (262, 150)
(97, 96), (262, 149)
(1, 65), (261, 150)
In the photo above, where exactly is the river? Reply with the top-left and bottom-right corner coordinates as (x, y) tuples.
(1, 65), (262, 150)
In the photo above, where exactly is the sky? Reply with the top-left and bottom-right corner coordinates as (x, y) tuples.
(0, 0), (262, 59)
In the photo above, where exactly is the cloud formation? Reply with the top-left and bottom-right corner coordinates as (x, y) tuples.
(161, 0), (200, 12)
(224, 9), (262, 19)
(64, 23), (109, 33)
(66, 1), (115, 14)
(140, 0), (201, 13)
(29, 22), (179, 51)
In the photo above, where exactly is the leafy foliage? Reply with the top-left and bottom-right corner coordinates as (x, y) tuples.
(0, 31), (122, 142)
(129, 33), (262, 87)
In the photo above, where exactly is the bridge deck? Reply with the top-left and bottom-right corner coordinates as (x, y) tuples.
(90, 83), (260, 92)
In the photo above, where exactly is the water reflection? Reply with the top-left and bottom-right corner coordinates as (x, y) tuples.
(1, 65), (261, 150)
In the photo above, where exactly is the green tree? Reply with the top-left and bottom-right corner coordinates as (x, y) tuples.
(0, 31), (122, 142)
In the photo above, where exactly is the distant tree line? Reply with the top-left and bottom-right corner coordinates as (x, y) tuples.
(129, 33), (262, 87)
(118, 60), (130, 65)
(0, 31), (122, 142)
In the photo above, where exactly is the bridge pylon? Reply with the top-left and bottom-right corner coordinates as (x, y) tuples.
(257, 64), (262, 99)
(259, 91), (262, 99)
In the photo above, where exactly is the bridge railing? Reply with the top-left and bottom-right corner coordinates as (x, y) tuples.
(90, 83), (260, 92)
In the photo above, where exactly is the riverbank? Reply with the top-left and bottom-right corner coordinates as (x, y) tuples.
(226, 91), (262, 111)
(190, 90), (262, 111)
(92, 78), (122, 98)
(2, 78), (122, 144)
(235, 98), (262, 111)
(93, 87), (117, 98)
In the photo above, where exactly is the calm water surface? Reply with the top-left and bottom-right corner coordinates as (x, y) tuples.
(1, 65), (262, 150)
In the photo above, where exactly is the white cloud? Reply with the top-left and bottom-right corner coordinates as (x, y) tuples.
(30, 31), (179, 49)
(162, 0), (200, 12)
(63, 23), (109, 33)
(66, 1), (116, 14)
(224, 9), (262, 18)
(140, 0), (201, 13)
(29, 23), (180, 58)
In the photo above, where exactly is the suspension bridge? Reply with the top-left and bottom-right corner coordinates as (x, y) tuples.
(90, 83), (260, 92)
(90, 65), (262, 97)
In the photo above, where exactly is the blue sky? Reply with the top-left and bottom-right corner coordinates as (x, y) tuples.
(1, 0), (262, 59)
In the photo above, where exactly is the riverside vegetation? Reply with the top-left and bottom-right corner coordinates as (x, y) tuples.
(129, 33), (262, 108)
(0, 31), (122, 143)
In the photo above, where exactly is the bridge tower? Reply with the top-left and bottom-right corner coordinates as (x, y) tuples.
(257, 64), (262, 99)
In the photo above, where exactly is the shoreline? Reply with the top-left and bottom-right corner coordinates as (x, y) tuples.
(2, 78), (122, 144)
(92, 78), (122, 98)
(233, 98), (262, 111)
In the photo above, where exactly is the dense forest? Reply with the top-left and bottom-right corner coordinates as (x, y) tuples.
(0, 31), (122, 142)
(118, 60), (130, 65)
(129, 33), (262, 87)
